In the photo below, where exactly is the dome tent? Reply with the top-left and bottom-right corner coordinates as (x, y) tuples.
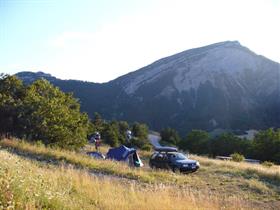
(86, 151), (105, 159)
(106, 145), (143, 167)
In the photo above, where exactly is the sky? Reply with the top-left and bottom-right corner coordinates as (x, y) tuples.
(1, 0), (280, 83)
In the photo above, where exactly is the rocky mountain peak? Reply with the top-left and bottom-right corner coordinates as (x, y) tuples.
(118, 41), (264, 95)
(15, 41), (280, 134)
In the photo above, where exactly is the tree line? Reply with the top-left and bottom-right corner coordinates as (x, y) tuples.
(0, 74), (150, 150)
(90, 112), (151, 150)
(161, 127), (280, 164)
(2, 74), (279, 161)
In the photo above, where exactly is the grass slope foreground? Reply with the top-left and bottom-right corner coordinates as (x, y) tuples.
(0, 149), (241, 210)
(1, 138), (280, 210)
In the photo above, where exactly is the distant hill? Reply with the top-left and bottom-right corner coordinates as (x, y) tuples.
(15, 41), (280, 134)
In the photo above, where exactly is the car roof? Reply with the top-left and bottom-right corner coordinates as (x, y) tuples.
(154, 146), (178, 152)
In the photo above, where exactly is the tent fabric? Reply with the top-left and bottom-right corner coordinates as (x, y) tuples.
(106, 145), (143, 167)
(86, 151), (105, 159)
(107, 145), (136, 161)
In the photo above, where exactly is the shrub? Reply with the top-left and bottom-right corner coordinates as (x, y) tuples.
(252, 128), (280, 163)
(262, 161), (274, 167)
(141, 144), (153, 151)
(35, 140), (44, 147)
(160, 127), (181, 146)
(230, 153), (245, 162)
(129, 137), (152, 150)
(181, 130), (209, 154)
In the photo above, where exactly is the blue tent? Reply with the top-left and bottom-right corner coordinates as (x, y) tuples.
(106, 145), (143, 167)
(86, 151), (105, 159)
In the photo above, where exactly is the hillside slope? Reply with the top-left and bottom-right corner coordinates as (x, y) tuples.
(1, 138), (280, 209)
(16, 41), (280, 133)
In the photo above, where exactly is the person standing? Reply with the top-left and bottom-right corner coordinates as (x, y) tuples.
(94, 132), (101, 151)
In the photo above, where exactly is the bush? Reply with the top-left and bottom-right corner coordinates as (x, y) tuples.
(141, 144), (153, 151)
(34, 140), (44, 147)
(262, 161), (274, 167)
(211, 133), (250, 157)
(252, 128), (280, 163)
(181, 130), (209, 154)
(102, 124), (119, 147)
(130, 137), (144, 148)
(130, 137), (151, 150)
(132, 122), (148, 140)
(160, 127), (181, 146)
(230, 153), (245, 162)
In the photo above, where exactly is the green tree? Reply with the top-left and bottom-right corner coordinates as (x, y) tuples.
(132, 122), (148, 140)
(210, 133), (249, 157)
(252, 128), (280, 163)
(19, 79), (90, 150)
(102, 123), (119, 147)
(181, 130), (210, 154)
(118, 121), (129, 144)
(131, 122), (150, 149)
(0, 74), (25, 135)
(160, 127), (181, 146)
(92, 112), (104, 132)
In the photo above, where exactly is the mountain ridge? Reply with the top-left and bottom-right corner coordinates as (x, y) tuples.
(15, 41), (280, 134)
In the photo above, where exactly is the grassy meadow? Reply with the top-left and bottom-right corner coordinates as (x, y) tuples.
(1, 138), (280, 209)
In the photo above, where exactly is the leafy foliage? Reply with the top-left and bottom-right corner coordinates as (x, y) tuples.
(252, 128), (280, 163)
(0, 75), (90, 150)
(262, 161), (274, 167)
(174, 127), (280, 163)
(180, 130), (209, 154)
(130, 122), (150, 149)
(210, 133), (250, 157)
(0, 74), (25, 135)
(131, 122), (148, 140)
(160, 127), (181, 146)
(92, 112), (104, 132)
(102, 123), (119, 147)
(90, 113), (150, 149)
(230, 153), (245, 162)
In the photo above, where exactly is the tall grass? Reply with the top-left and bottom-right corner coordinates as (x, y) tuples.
(2, 138), (279, 185)
(0, 150), (256, 210)
(191, 155), (280, 184)
(1, 138), (280, 208)
(0, 138), (182, 184)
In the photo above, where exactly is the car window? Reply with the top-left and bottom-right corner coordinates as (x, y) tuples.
(167, 154), (175, 159)
(168, 153), (187, 160)
(162, 153), (168, 160)
(155, 153), (164, 161)
(151, 153), (158, 159)
(175, 153), (187, 160)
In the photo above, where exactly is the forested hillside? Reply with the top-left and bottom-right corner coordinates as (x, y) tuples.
(0, 74), (151, 150)
(16, 41), (280, 135)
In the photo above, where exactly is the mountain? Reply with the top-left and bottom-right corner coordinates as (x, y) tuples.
(15, 41), (280, 134)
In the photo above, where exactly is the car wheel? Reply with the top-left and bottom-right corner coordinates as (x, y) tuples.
(149, 163), (155, 169)
(172, 166), (180, 173)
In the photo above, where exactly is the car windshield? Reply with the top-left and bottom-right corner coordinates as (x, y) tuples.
(169, 153), (187, 160)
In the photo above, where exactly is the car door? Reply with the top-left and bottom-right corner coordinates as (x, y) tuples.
(153, 153), (163, 168)
(166, 153), (176, 169)
(160, 153), (170, 169)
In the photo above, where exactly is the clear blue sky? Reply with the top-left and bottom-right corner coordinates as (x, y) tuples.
(1, 0), (280, 82)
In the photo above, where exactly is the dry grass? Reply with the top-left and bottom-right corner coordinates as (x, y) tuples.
(191, 155), (280, 184)
(0, 150), (257, 210)
(0, 138), (182, 184)
(1, 138), (280, 209)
